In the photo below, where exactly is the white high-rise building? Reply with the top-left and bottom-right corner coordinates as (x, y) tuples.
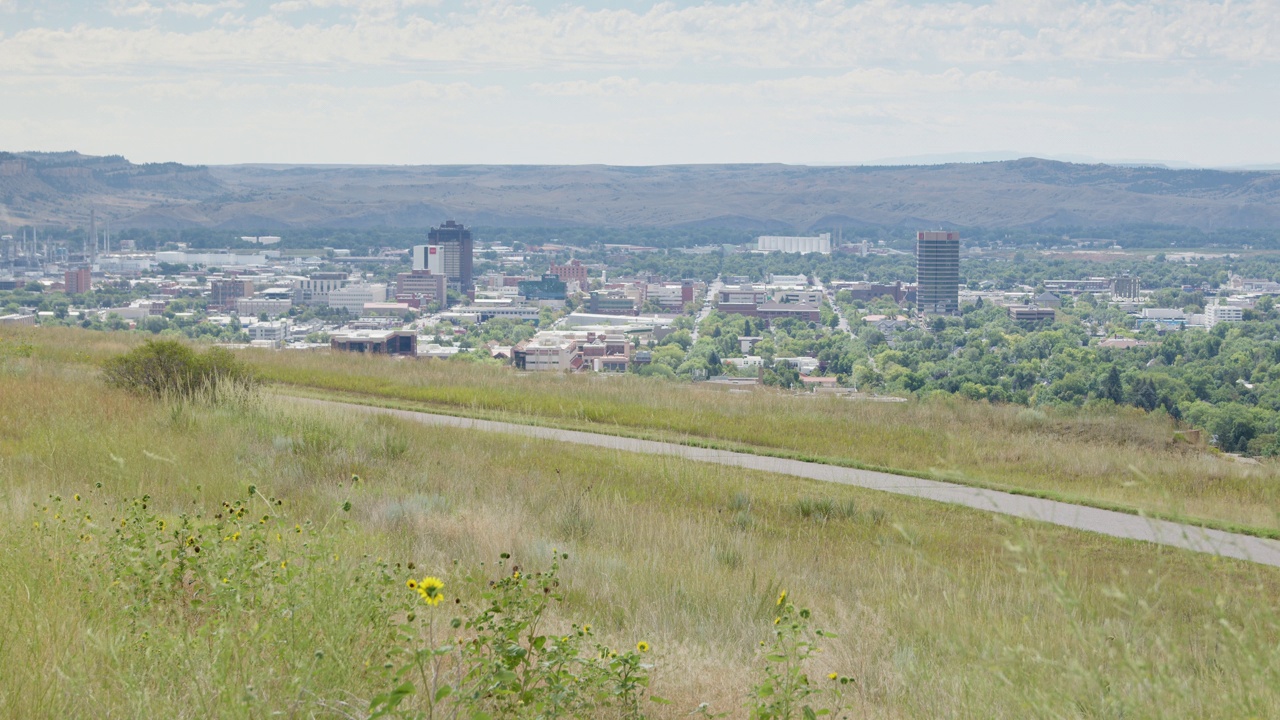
(412, 245), (447, 275)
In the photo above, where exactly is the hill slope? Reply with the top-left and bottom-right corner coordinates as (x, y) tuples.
(3, 151), (1280, 231)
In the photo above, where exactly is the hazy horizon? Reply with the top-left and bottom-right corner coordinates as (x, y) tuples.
(2, 1), (1278, 168)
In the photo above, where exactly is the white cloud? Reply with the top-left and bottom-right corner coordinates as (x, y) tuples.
(0, 0), (1275, 166)
(4, 0), (1280, 75)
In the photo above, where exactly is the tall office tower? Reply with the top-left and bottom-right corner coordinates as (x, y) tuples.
(916, 230), (960, 315)
(428, 220), (473, 293)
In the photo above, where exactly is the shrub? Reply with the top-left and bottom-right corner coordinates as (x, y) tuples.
(102, 340), (256, 402)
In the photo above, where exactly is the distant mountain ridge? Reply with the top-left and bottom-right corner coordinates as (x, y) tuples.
(2, 152), (1279, 232)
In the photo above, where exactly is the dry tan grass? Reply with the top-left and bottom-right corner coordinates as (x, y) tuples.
(210, 334), (1280, 532)
(3, 346), (1280, 718)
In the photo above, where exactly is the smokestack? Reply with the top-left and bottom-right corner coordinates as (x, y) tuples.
(89, 207), (97, 265)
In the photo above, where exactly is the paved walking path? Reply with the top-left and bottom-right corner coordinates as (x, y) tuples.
(289, 396), (1280, 569)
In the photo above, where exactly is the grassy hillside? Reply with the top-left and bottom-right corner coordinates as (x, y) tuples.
(14, 327), (1280, 535)
(262, 347), (1280, 534)
(3, 332), (1280, 717)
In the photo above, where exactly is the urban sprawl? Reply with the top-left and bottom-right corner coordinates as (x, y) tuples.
(4, 220), (1280, 452)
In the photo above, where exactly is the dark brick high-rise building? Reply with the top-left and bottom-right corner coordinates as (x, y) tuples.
(428, 220), (473, 294)
(916, 231), (960, 315)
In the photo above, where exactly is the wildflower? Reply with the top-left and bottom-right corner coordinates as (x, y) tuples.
(280, 561), (287, 569)
(232, 532), (241, 541)
(774, 617), (781, 625)
(406, 579), (419, 590)
(776, 589), (787, 606)
(74, 494), (81, 502)
(637, 641), (650, 653)
(416, 576), (445, 606)
(583, 624), (591, 633)
(294, 524), (301, 533)
(186, 536), (196, 546)
(828, 673), (838, 681)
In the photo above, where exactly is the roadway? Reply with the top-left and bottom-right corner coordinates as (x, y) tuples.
(690, 278), (722, 342)
(812, 276), (853, 337)
(287, 395), (1280, 570)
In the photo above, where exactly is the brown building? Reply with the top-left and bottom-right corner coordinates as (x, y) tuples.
(549, 259), (589, 284)
(64, 267), (92, 295)
(429, 220), (474, 293)
(755, 302), (822, 323)
(395, 270), (449, 308)
(1007, 305), (1056, 322)
(209, 279), (255, 310)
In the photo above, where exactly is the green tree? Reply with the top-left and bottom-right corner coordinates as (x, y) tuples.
(1101, 365), (1123, 403)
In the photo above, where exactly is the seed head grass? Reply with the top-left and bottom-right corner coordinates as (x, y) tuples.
(2, 329), (1280, 718)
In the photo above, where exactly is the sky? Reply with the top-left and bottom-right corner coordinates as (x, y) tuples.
(1, 0), (1278, 167)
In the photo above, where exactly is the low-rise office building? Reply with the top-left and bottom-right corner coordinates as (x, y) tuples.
(1007, 305), (1056, 322)
(330, 329), (417, 355)
(328, 284), (388, 314)
(248, 320), (290, 344)
(236, 297), (293, 316)
(514, 336), (582, 371)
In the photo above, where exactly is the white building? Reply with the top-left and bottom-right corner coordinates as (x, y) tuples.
(774, 356), (821, 374)
(757, 234), (831, 255)
(776, 290), (823, 305)
(1206, 303), (1244, 327)
(248, 320), (290, 344)
(419, 343), (463, 359)
(449, 305), (541, 321)
(328, 284), (388, 314)
(294, 275), (349, 306)
(412, 245), (446, 275)
(97, 254), (155, 273)
(768, 274), (810, 286)
(236, 298), (293, 316)
(519, 336), (580, 371)
(724, 356), (764, 369)
(155, 251), (276, 267)
(644, 284), (687, 307)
